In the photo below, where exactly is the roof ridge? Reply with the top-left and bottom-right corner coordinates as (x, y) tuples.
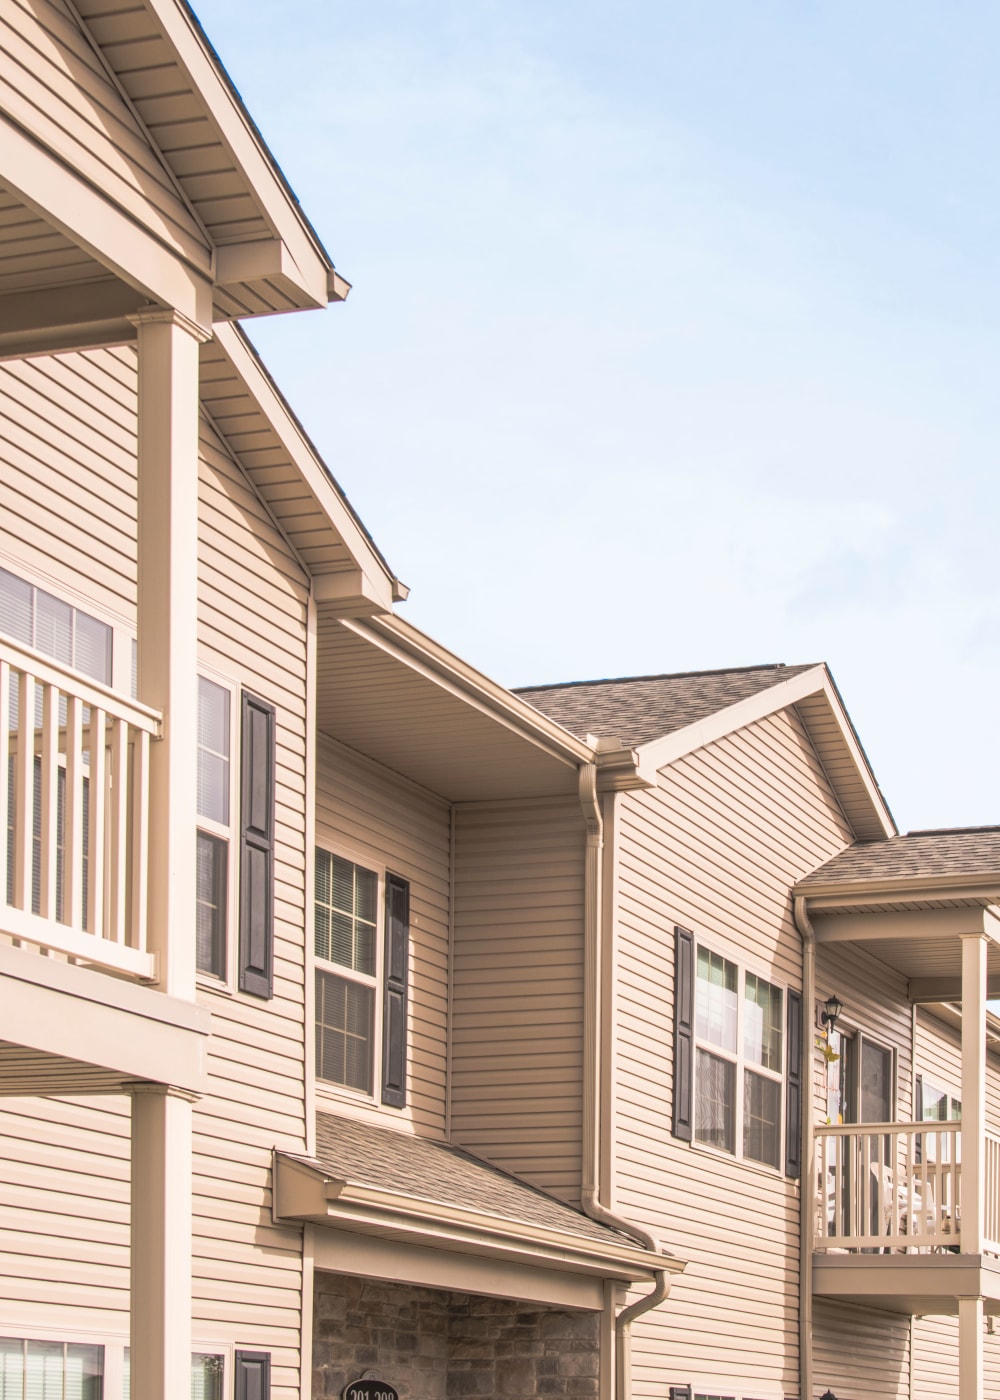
(514, 662), (812, 694)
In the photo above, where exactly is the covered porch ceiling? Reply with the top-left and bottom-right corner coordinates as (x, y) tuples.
(315, 613), (593, 803)
(807, 903), (1000, 1001)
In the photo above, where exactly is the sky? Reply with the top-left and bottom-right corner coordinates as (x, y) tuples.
(194, 0), (1000, 834)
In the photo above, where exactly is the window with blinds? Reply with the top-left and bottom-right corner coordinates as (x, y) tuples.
(196, 676), (232, 979)
(0, 1339), (103, 1400)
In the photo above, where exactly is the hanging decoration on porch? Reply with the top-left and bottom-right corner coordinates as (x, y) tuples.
(343, 1373), (400, 1400)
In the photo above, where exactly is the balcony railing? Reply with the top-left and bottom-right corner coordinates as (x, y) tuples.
(815, 1122), (965, 1253)
(1, 638), (160, 979)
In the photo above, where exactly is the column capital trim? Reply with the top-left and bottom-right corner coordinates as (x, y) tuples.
(126, 306), (212, 344)
(124, 1080), (201, 1103)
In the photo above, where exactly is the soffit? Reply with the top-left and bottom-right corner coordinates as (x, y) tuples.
(830, 937), (1000, 984)
(315, 617), (584, 803)
(0, 184), (113, 295)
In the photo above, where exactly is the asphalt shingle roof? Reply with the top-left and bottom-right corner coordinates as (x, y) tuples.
(515, 663), (817, 748)
(799, 827), (1000, 886)
(310, 1113), (637, 1250)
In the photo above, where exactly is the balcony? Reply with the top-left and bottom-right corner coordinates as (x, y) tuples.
(1, 636), (159, 980)
(812, 1121), (1000, 1315)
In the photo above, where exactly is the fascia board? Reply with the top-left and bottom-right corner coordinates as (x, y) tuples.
(348, 614), (596, 769)
(797, 876), (1000, 905)
(1, 112), (212, 326)
(141, 0), (333, 303)
(635, 665), (896, 839)
(272, 1155), (676, 1282)
(211, 322), (396, 607)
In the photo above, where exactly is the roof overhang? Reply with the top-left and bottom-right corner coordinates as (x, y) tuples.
(633, 664), (895, 841)
(274, 1153), (676, 1287)
(315, 613), (596, 802)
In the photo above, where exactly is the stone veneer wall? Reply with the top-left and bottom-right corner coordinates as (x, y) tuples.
(313, 1274), (601, 1400)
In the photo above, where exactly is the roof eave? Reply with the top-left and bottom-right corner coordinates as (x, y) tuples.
(273, 1154), (679, 1284)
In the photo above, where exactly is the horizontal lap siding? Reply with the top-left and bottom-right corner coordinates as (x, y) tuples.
(812, 1299), (908, 1399)
(451, 798), (585, 1204)
(616, 709), (852, 1398)
(196, 422), (309, 1398)
(314, 735), (451, 1137)
(0, 347), (137, 617)
(0, 1095), (130, 1334)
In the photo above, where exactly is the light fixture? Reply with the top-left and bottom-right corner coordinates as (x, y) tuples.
(821, 994), (843, 1035)
(820, 1391), (838, 1400)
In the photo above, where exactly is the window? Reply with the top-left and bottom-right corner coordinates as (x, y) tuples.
(0, 1339), (103, 1400)
(0, 567), (112, 685)
(196, 676), (232, 979)
(122, 1350), (224, 1400)
(314, 850), (409, 1106)
(693, 947), (784, 1169)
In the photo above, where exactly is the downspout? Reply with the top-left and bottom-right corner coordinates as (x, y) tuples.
(578, 760), (670, 1400)
(793, 895), (816, 1400)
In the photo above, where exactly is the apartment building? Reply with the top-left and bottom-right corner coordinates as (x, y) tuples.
(1, 4), (999, 1400)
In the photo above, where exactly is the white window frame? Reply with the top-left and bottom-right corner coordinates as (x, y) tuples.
(313, 840), (389, 1106)
(195, 668), (239, 991)
(0, 556), (131, 695)
(0, 1329), (232, 1400)
(692, 942), (786, 1172)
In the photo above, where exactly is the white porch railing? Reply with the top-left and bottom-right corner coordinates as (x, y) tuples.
(815, 1122), (963, 1253)
(1, 638), (160, 979)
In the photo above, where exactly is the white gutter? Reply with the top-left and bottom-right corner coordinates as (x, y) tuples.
(578, 762), (676, 1400)
(793, 895), (816, 1400)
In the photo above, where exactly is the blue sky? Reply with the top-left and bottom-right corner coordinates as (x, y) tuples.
(196, 0), (1000, 833)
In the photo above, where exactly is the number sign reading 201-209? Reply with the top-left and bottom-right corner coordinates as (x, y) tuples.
(343, 1380), (399, 1400)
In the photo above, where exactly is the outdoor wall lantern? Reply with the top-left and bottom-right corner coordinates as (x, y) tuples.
(820, 1391), (839, 1400)
(820, 994), (843, 1035)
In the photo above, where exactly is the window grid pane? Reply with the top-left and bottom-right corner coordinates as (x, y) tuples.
(743, 973), (782, 1071)
(196, 679), (230, 825)
(695, 948), (738, 1051)
(695, 1048), (735, 1153)
(196, 832), (228, 977)
(316, 968), (374, 1092)
(743, 1069), (782, 1168)
(314, 851), (377, 976)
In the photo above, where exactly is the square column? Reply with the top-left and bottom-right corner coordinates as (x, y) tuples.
(960, 931), (988, 1255)
(129, 1082), (197, 1400)
(129, 307), (210, 999)
(958, 1295), (984, 1400)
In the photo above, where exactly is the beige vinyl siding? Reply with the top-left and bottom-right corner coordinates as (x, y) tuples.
(313, 734), (451, 1137)
(1, 0), (209, 274)
(0, 347), (137, 620)
(615, 708), (852, 1398)
(195, 417), (310, 1397)
(812, 1299), (909, 1399)
(451, 797), (585, 1204)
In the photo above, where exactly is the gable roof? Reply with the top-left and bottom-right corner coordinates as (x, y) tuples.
(516, 663), (816, 746)
(798, 827), (1000, 889)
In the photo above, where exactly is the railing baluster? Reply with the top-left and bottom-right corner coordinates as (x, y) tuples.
(108, 717), (128, 946)
(131, 728), (149, 953)
(87, 707), (106, 939)
(63, 696), (83, 930)
(0, 661), (9, 908)
(13, 671), (34, 916)
(38, 682), (59, 926)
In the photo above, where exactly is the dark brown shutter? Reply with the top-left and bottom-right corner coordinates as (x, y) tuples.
(785, 988), (803, 1178)
(672, 926), (695, 1142)
(382, 873), (409, 1108)
(669, 1387), (692, 1400)
(234, 1351), (270, 1400)
(239, 692), (275, 998)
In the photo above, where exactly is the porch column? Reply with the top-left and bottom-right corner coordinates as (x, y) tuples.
(129, 307), (210, 999)
(960, 931), (987, 1255)
(129, 1082), (197, 1400)
(958, 1295), (984, 1400)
